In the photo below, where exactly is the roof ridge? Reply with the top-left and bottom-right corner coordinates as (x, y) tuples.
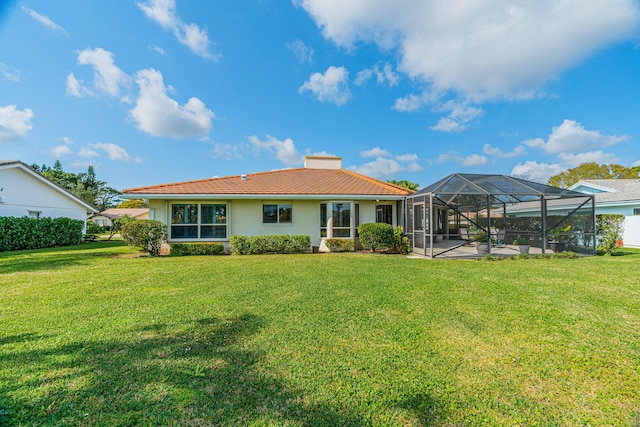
(339, 168), (413, 195)
(123, 167), (310, 192)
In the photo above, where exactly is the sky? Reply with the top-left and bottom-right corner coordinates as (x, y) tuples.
(1, 0), (640, 192)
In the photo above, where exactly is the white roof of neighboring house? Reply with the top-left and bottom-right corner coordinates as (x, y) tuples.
(0, 160), (98, 213)
(569, 179), (640, 204)
(98, 208), (149, 218)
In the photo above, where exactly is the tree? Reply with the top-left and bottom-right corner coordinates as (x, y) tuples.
(548, 162), (638, 188)
(31, 161), (121, 210)
(117, 199), (149, 209)
(387, 179), (420, 191)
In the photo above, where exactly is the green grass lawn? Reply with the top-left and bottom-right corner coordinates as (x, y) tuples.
(1, 242), (639, 426)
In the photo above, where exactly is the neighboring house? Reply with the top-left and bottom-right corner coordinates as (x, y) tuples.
(88, 208), (150, 227)
(569, 179), (640, 248)
(0, 160), (97, 224)
(121, 156), (412, 251)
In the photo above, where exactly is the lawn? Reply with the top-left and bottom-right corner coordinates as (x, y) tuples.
(1, 242), (639, 426)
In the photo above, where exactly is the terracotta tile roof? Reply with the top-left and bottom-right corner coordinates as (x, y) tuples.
(123, 168), (413, 197)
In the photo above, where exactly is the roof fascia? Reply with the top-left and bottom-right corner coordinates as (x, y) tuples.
(121, 193), (407, 201)
(568, 180), (617, 193)
(10, 162), (98, 213)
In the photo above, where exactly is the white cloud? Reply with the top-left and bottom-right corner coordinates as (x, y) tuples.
(432, 151), (488, 168)
(355, 63), (399, 87)
(462, 154), (489, 167)
(249, 135), (304, 167)
(73, 48), (131, 98)
(77, 148), (100, 158)
(152, 46), (167, 56)
(393, 92), (432, 112)
(511, 161), (564, 183)
(633, 160), (640, 167)
(430, 101), (483, 132)
(91, 142), (142, 163)
(22, 7), (66, 33)
(286, 40), (314, 64)
(130, 68), (214, 139)
(137, 0), (218, 60)
(349, 149), (422, 178)
(0, 63), (20, 82)
(51, 145), (72, 158)
(523, 119), (628, 154)
(211, 143), (244, 161)
(361, 147), (390, 158)
(65, 73), (94, 97)
(482, 144), (526, 159)
(297, 0), (640, 102)
(558, 150), (620, 166)
(299, 66), (351, 105)
(0, 105), (34, 143)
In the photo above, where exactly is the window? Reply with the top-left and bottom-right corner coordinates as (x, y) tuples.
(263, 204), (292, 224)
(171, 203), (227, 239)
(634, 208), (640, 216)
(320, 202), (353, 238)
(376, 205), (393, 225)
(28, 210), (41, 219)
(332, 202), (351, 237)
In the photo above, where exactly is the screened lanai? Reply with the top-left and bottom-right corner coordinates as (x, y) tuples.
(405, 174), (596, 258)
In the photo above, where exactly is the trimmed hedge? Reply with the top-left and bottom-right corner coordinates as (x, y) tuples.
(121, 219), (167, 256)
(324, 238), (355, 252)
(170, 242), (225, 256)
(230, 234), (311, 255)
(358, 223), (394, 252)
(0, 216), (84, 252)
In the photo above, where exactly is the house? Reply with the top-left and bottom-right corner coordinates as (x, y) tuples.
(568, 179), (640, 248)
(121, 156), (412, 251)
(88, 208), (150, 228)
(0, 160), (97, 224)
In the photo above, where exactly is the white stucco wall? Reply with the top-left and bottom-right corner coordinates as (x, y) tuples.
(149, 198), (401, 247)
(622, 216), (640, 248)
(0, 167), (90, 222)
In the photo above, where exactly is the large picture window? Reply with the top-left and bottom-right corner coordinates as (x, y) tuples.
(171, 203), (227, 239)
(263, 204), (292, 224)
(320, 202), (354, 238)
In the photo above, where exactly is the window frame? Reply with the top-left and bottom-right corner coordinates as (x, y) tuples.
(170, 202), (228, 241)
(262, 203), (293, 224)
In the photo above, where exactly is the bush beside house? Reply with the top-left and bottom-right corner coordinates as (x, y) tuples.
(121, 219), (167, 256)
(0, 216), (84, 251)
(230, 235), (311, 255)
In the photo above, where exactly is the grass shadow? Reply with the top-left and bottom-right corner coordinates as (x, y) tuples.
(0, 314), (367, 425)
(0, 241), (133, 274)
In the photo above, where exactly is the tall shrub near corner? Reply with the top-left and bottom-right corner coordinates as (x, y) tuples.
(358, 223), (394, 252)
(121, 219), (167, 256)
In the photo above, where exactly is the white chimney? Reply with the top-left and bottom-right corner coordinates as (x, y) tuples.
(304, 156), (342, 169)
(241, 174), (247, 180)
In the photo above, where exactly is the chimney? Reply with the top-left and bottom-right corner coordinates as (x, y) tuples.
(304, 156), (342, 169)
(240, 174), (247, 180)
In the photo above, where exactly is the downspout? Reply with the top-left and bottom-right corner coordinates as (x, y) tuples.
(486, 194), (491, 255)
(429, 194), (434, 258)
(591, 195), (597, 255)
(541, 196), (547, 254)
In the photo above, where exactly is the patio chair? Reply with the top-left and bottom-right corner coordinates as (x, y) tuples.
(459, 228), (471, 244)
(493, 229), (506, 248)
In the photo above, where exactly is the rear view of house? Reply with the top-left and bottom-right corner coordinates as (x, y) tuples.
(122, 156), (412, 250)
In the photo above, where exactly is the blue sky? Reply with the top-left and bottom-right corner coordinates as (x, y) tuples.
(1, 0), (639, 191)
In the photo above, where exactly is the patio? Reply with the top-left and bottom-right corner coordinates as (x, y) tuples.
(405, 174), (596, 258)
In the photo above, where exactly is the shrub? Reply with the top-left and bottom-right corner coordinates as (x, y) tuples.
(358, 223), (394, 252)
(230, 234), (310, 255)
(170, 242), (225, 256)
(324, 238), (355, 252)
(121, 219), (167, 256)
(0, 216), (83, 252)
(389, 226), (411, 254)
(596, 214), (625, 255)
